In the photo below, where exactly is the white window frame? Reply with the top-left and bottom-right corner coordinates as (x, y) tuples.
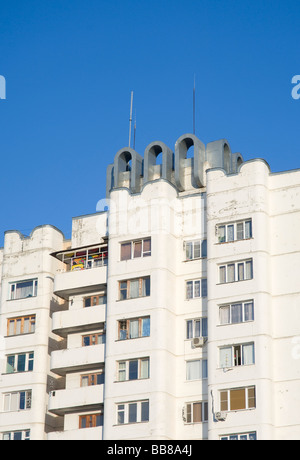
(217, 219), (252, 243)
(219, 300), (254, 325)
(186, 359), (208, 381)
(219, 259), (253, 284)
(6, 352), (34, 374)
(3, 390), (32, 412)
(219, 342), (255, 368)
(117, 357), (150, 381)
(186, 318), (208, 339)
(9, 279), (38, 300)
(116, 400), (149, 425)
(2, 430), (31, 441)
(220, 432), (257, 441)
(185, 239), (207, 261)
(186, 278), (207, 299)
(185, 401), (208, 424)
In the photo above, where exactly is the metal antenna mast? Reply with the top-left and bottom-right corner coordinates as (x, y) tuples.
(128, 91), (134, 148)
(193, 74), (196, 135)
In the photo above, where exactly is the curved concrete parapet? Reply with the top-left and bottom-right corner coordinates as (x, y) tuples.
(113, 147), (143, 193)
(143, 140), (173, 184)
(175, 133), (206, 191)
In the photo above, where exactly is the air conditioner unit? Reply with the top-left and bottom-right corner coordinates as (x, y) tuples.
(191, 337), (206, 348)
(215, 411), (227, 421)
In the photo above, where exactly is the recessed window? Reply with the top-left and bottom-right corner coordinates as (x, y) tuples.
(79, 413), (103, 429)
(9, 279), (38, 300)
(84, 293), (106, 308)
(185, 401), (208, 424)
(219, 260), (253, 284)
(117, 357), (150, 381)
(220, 386), (256, 412)
(186, 279), (207, 299)
(3, 390), (32, 412)
(7, 315), (36, 336)
(186, 359), (208, 380)
(185, 239), (207, 260)
(6, 352), (34, 374)
(219, 301), (254, 325)
(118, 316), (150, 340)
(186, 318), (207, 339)
(121, 238), (151, 260)
(219, 343), (255, 368)
(117, 400), (149, 425)
(119, 276), (150, 300)
(217, 219), (252, 243)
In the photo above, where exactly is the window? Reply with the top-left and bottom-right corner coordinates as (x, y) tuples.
(82, 332), (105, 346)
(220, 432), (257, 441)
(117, 400), (149, 425)
(119, 276), (150, 300)
(219, 300), (254, 325)
(79, 413), (103, 429)
(59, 245), (108, 271)
(185, 239), (207, 260)
(2, 430), (30, 441)
(3, 390), (32, 412)
(219, 343), (255, 368)
(219, 260), (253, 284)
(121, 238), (151, 260)
(118, 316), (150, 340)
(186, 279), (207, 299)
(117, 358), (150, 381)
(7, 315), (36, 336)
(217, 219), (252, 243)
(81, 371), (104, 386)
(9, 279), (38, 300)
(186, 318), (207, 339)
(6, 352), (34, 374)
(220, 386), (256, 412)
(185, 401), (208, 424)
(84, 293), (106, 308)
(186, 359), (208, 380)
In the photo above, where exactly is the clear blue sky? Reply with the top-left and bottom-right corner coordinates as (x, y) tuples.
(0, 0), (299, 245)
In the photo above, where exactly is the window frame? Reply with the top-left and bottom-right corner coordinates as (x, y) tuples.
(6, 352), (34, 374)
(120, 238), (151, 261)
(217, 219), (252, 244)
(117, 316), (150, 340)
(219, 300), (254, 325)
(118, 276), (150, 300)
(186, 359), (208, 381)
(219, 259), (253, 284)
(82, 331), (105, 347)
(185, 239), (207, 261)
(83, 293), (107, 308)
(3, 390), (32, 412)
(116, 400), (149, 425)
(220, 432), (257, 441)
(186, 278), (207, 299)
(7, 315), (36, 336)
(185, 401), (208, 424)
(219, 342), (255, 368)
(79, 412), (103, 429)
(2, 430), (31, 441)
(117, 357), (150, 382)
(186, 317), (208, 339)
(80, 371), (104, 387)
(220, 386), (256, 412)
(9, 279), (38, 300)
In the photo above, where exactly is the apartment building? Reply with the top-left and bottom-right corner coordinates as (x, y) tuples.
(0, 133), (299, 440)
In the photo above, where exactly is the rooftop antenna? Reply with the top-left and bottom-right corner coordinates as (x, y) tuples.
(128, 91), (134, 148)
(193, 74), (196, 135)
(133, 109), (136, 150)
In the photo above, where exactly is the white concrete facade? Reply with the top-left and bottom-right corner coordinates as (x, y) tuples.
(0, 134), (300, 440)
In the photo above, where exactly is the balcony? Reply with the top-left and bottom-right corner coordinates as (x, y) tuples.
(51, 244), (108, 299)
(48, 384), (104, 416)
(52, 305), (106, 337)
(47, 426), (103, 441)
(50, 343), (105, 376)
